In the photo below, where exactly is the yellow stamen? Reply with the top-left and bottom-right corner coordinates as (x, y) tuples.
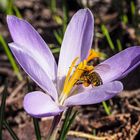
(86, 49), (100, 62)
(63, 57), (79, 92)
(63, 60), (87, 95)
(59, 49), (99, 104)
(59, 60), (87, 105)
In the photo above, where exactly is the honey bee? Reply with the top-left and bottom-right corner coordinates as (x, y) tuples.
(79, 71), (103, 87)
(76, 63), (110, 87)
(76, 70), (103, 87)
(87, 57), (100, 66)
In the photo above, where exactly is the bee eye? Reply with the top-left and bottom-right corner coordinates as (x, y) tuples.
(87, 57), (100, 66)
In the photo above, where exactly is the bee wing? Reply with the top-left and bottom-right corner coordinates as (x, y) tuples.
(95, 64), (111, 73)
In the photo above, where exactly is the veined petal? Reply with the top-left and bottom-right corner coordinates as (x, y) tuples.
(64, 81), (123, 106)
(7, 15), (57, 83)
(9, 43), (58, 101)
(95, 47), (140, 83)
(57, 9), (94, 92)
(23, 91), (64, 118)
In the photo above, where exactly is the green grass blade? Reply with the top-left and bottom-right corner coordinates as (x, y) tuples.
(53, 30), (63, 45)
(51, 47), (60, 54)
(62, 0), (68, 32)
(0, 85), (8, 140)
(3, 120), (19, 140)
(131, 1), (136, 16)
(13, 6), (22, 18)
(102, 101), (111, 115)
(101, 24), (115, 51)
(33, 118), (41, 140)
(6, 0), (14, 15)
(0, 0), (8, 10)
(53, 15), (63, 25)
(50, 0), (56, 14)
(0, 35), (22, 81)
(116, 39), (122, 52)
(121, 14), (128, 25)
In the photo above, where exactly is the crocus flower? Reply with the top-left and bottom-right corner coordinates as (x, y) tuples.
(7, 9), (140, 118)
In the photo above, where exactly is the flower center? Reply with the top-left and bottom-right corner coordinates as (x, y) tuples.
(59, 50), (100, 104)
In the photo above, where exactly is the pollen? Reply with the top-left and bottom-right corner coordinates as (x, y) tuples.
(86, 49), (100, 62)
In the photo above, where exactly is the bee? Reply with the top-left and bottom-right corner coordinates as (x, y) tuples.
(76, 64), (110, 87)
(76, 70), (103, 87)
(87, 57), (100, 66)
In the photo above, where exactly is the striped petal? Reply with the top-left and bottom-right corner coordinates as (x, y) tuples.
(64, 81), (123, 106)
(7, 15), (57, 83)
(9, 43), (58, 101)
(95, 46), (140, 83)
(23, 91), (64, 118)
(57, 9), (94, 92)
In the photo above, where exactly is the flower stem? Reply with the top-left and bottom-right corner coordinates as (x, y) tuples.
(46, 114), (62, 140)
(59, 107), (73, 140)
(47, 127), (59, 140)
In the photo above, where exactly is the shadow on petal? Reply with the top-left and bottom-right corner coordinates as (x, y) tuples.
(64, 81), (123, 106)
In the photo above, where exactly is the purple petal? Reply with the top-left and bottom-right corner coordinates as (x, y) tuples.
(7, 15), (57, 83)
(9, 43), (58, 101)
(57, 9), (94, 92)
(23, 91), (64, 118)
(64, 81), (123, 106)
(95, 47), (140, 83)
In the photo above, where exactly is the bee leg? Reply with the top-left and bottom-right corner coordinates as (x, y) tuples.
(92, 82), (97, 87)
(74, 79), (84, 85)
(83, 82), (90, 87)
